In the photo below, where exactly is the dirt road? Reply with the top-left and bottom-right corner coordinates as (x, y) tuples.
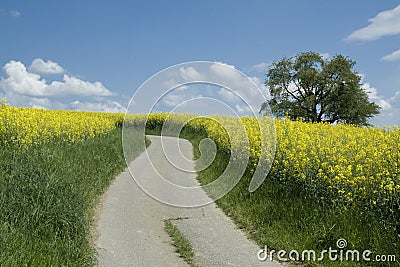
(95, 135), (281, 267)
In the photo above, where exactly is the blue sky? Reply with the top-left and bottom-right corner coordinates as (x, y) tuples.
(1, 1), (400, 126)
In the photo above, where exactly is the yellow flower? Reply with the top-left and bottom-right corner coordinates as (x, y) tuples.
(2, 102), (399, 211)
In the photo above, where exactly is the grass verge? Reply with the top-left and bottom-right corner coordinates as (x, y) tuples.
(183, 129), (399, 267)
(0, 128), (146, 266)
(136, 122), (399, 266)
(164, 218), (198, 267)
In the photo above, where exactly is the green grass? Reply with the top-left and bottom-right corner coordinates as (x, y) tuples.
(0, 128), (146, 266)
(140, 121), (400, 266)
(181, 128), (399, 267)
(164, 218), (198, 267)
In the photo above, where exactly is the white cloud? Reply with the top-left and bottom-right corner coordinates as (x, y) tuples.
(217, 88), (240, 103)
(179, 67), (204, 81)
(389, 90), (400, 103)
(161, 89), (201, 108)
(28, 97), (52, 109)
(0, 90), (68, 110)
(164, 62), (267, 115)
(130, 62), (268, 116)
(381, 49), (400, 61)
(360, 74), (392, 111)
(0, 59), (122, 113)
(346, 5), (400, 41)
(369, 89), (400, 127)
(235, 104), (251, 115)
(1, 61), (47, 96)
(363, 82), (392, 110)
(47, 75), (113, 97)
(163, 79), (178, 88)
(359, 78), (400, 126)
(9, 10), (21, 17)
(1, 9), (21, 17)
(320, 53), (330, 60)
(0, 60), (113, 97)
(28, 58), (64, 74)
(249, 76), (266, 93)
(71, 100), (126, 113)
(163, 79), (188, 92)
(210, 62), (239, 82)
(248, 62), (268, 73)
(162, 93), (185, 107)
(0, 89), (125, 112)
(209, 62), (266, 115)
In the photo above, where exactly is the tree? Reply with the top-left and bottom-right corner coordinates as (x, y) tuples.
(260, 52), (380, 126)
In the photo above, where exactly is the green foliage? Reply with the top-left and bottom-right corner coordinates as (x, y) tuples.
(0, 128), (145, 266)
(164, 218), (198, 267)
(261, 52), (380, 126)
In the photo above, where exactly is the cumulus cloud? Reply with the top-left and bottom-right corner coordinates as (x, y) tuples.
(162, 93), (185, 108)
(161, 87), (201, 108)
(363, 82), (392, 110)
(359, 78), (400, 126)
(0, 60), (113, 97)
(47, 75), (114, 97)
(0, 58), (123, 113)
(27, 97), (53, 109)
(0, 90), (68, 110)
(179, 66), (204, 81)
(213, 63), (265, 110)
(369, 89), (400, 127)
(28, 58), (64, 74)
(71, 100), (126, 113)
(209, 62), (266, 115)
(129, 62), (269, 116)
(1, 61), (47, 96)
(209, 62), (239, 82)
(346, 5), (400, 41)
(163, 79), (179, 88)
(381, 49), (400, 61)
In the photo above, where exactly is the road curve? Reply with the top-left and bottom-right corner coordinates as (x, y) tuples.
(95, 135), (281, 267)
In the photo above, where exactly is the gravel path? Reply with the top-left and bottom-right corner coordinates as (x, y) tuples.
(95, 135), (281, 267)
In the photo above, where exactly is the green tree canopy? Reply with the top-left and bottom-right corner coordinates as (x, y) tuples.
(260, 52), (380, 126)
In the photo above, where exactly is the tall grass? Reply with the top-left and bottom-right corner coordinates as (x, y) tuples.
(0, 128), (145, 266)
